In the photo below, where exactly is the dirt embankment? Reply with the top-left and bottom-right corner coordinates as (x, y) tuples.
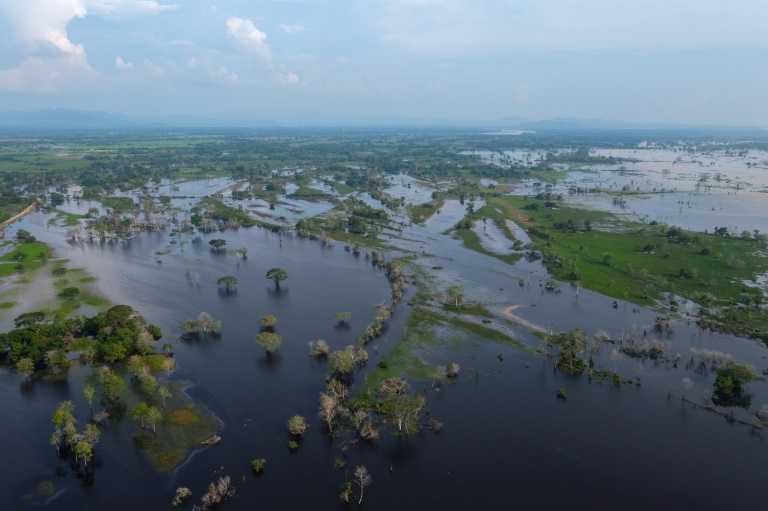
(0, 198), (43, 239)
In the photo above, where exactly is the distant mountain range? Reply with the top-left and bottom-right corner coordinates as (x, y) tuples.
(0, 108), (759, 131)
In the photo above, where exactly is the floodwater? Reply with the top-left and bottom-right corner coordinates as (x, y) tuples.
(1, 175), (767, 509)
(473, 148), (768, 234)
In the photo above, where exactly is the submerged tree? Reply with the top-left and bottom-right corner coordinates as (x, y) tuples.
(132, 402), (149, 429)
(334, 312), (351, 325)
(209, 239), (226, 251)
(445, 285), (464, 309)
(354, 465), (372, 505)
(255, 331), (282, 354)
(146, 406), (163, 433)
(16, 357), (35, 381)
(286, 415), (309, 436)
(260, 315), (277, 328)
(266, 267), (288, 287)
(714, 363), (755, 396)
(308, 339), (330, 357)
(83, 385), (95, 415)
(217, 276), (238, 291)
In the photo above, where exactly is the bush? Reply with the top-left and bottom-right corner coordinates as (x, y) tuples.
(251, 458), (266, 473)
(287, 415), (308, 436)
(260, 315), (277, 328)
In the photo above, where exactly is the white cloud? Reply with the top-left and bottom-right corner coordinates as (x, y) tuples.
(143, 59), (164, 75)
(226, 17), (272, 65)
(115, 56), (134, 69)
(279, 24), (305, 34)
(217, 66), (239, 84)
(277, 71), (299, 84)
(0, 0), (176, 91)
(226, 17), (299, 84)
(88, 0), (177, 20)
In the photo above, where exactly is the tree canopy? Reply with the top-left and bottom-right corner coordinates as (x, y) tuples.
(266, 267), (288, 287)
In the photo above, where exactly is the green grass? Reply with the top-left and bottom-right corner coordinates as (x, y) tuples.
(50, 208), (83, 226)
(455, 228), (523, 265)
(142, 353), (172, 372)
(0, 301), (16, 309)
(291, 186), (329, 197)
(360, 306), (534, 393)
(100, 197), (136, 213)
(406, 197), (444, 224)
(0, 241), (50, 262)
(69, 337), (94, 352)
(134, 403), (218, 472)
(331, 181), (355, 194)
(489, 195), (768, 304)
(50, 268), (109, 314)
(481, 195), (768, 337)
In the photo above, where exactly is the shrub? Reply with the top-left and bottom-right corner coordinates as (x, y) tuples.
(251, 458), (265, 473)
(287, 415), (309, 436)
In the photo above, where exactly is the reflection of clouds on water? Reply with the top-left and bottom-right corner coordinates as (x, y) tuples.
(470, 147), (768, 234)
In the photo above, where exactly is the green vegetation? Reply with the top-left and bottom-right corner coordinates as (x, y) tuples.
(477, 195), (768, 338)
(50, 208), (84, 226)
(0, 240), (50, 276)
(0, 304), (159, 370)
(134, 403), (219, 472)
(192, 197), (258, 228)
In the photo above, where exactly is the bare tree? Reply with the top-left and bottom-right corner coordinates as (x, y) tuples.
(319, 392), (339, 433)
(354, 466), (372, 505)
(162, 357), (176, 381)
(681, 377), (693, 400)
(197, 312), (215, 333)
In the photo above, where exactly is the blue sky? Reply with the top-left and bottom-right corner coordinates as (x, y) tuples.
(0, 0), (766, 125)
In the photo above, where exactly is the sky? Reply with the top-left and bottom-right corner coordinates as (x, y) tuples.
(0, 0), (767, 125)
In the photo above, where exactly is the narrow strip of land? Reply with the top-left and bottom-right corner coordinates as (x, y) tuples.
(0, 198), (43, 238)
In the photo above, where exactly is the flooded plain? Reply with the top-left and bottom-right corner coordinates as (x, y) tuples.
(1, 150), (768, 509)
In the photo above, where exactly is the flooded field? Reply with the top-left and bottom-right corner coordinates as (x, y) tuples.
(1, 147), (767, 510)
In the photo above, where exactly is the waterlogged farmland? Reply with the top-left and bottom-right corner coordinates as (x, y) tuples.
(0, 128), (767, 510)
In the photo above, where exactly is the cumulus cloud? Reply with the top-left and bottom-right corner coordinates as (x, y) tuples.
(226, 17), (298, 84)
(0, 0), (176, 91)
(115, 56), (134, 69)
(227, 17), (272, 65)
(279, 24), (305, 34)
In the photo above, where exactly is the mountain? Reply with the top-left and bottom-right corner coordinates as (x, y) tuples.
(0, 109), (135, 129)
(0, 109), (760, 131)
(0, 109), (277, 129)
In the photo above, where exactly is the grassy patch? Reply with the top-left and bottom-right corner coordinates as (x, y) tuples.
(142, 353), (172, 372)
(50, 208), (83, 226)
(0, 300), (16, 309)
(0, 261), (44, 277)
(406, 197), (444, 224)
(134, 402), (218, 472)
(195, 197), (257, 227)
(454, 228), (523, 265)
(291, 186), (329, 197)
(489, 195), (768, 303)
(0, 241), (50, 263)
(331, 181), (355, 194)
(50, 268), (109, 314)
(100, 197), (136, 213)
(69, 337), (94, 352)
(21, 480), (56, 503)
(361, 305), (533, 393)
